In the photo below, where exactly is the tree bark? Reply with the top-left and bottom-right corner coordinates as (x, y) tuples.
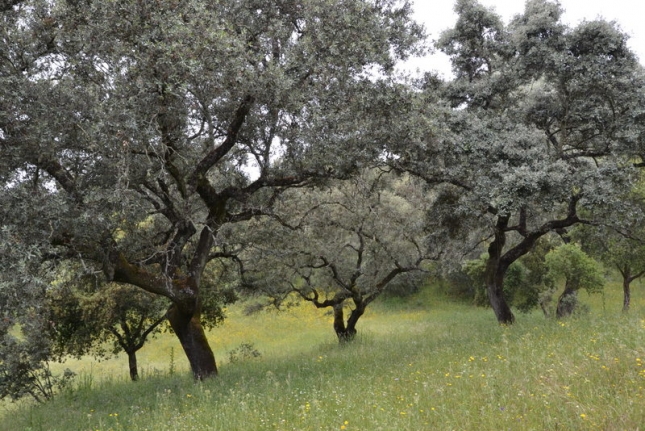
(556, 282), (578, 318)
(332, 304), (355, 342)
(127, 350), (139, 381)
(344, 303), (366, 342)
(167, 303), (217, 379)
(111, 253), (218, 378)
(623, 276), (631, 313)
(485, 217), (515, 324)
(486, 264), (515, 324)
(332, 301), (367, 342)
(617, 265), (645, 313)
(482, 198), (583, 324)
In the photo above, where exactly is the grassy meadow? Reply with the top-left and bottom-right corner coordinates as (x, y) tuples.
(2, 279), (645, 431)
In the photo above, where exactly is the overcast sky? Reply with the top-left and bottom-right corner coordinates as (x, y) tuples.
(406, 0), (645, 76)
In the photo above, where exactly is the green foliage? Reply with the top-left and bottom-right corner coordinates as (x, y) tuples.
(505, 261), (536, 313)
(48, 282), (169, 359)
(462, 255), (488, 306)
(227, 343), (262, 364)
(168, 347), (176, 377)
(0, 223), (71, 402)
(462, 248), (550, 313)
(575, 223), (645, 277)
(545, 243), (605, 294)
(441, 269), (475, 300)
(380, 271), (428, 298)
(238, 169), (435, 340)
(0, 0), (426, 375)
(0, 299), (76, 403)
(0, 352), (75, 404)
(437, 0), (507, 84)
(393, 0), (644, 323)
(519, 237), (554, 289)
(44, 259), (237, 379)
(571, 184), (645, 311)
(199, 261), (239, 331)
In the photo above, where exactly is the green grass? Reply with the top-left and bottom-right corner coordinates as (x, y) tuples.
(2, 281), (645, 431)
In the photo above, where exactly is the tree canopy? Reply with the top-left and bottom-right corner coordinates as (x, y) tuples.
(391, 0), (645, 323)
(0, 0), (425, 380)
(2, 0), (645, 402)
(237, 169), (436, 341)
(545, 243), (605, 318)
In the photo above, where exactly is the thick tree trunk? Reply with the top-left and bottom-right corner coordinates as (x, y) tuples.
(485, 253), (515, 324)
(556, 283), (577, 318)
(344, 304), (366, 342)
(167, 303), (217, 379)
(346, 307), (364, 333)
(623, 277), (631, 313)
(485, 216), (515, 325)
(332, 304), (355, 342)
(104, 212), (221, 380)
(486, 270), (515, 324)
(127, 350), (139, 381)
(482, 202), (582, 324)
(332, 301), (367, 342)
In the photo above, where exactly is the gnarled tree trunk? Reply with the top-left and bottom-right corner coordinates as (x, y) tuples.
(126, 350), (139, 381)
(485, 217), (515, 324)
(556, 282), (578, 318)
(332, 302), (366, 343)
(332, 304), (356, 342)
(167, 303), (217, 379)
(111, 252), (219, 379)
(485, 262), (515, 324)
(483, 200), (582, 324)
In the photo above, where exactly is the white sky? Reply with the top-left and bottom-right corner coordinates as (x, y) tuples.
(406, 0), (645, 76)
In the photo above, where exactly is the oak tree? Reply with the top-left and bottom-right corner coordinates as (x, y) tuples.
(238, 170), (435, 342)
(0, 0), (424, 378)
(396, 0), (644, 323)
(544, 243), (605, 318)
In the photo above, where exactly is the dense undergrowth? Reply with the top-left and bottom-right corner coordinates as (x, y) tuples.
(2, 281), (645, 431)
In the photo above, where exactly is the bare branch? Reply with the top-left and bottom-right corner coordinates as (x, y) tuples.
(188, 95), (254, 190)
